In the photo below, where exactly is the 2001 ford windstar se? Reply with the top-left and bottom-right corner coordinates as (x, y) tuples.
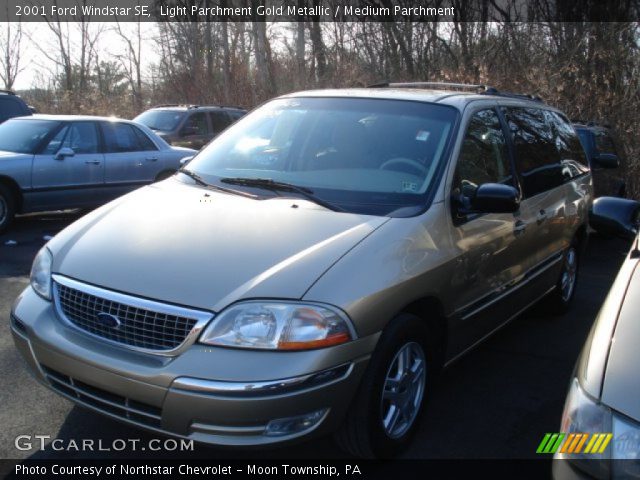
(11, 83), (592, 457)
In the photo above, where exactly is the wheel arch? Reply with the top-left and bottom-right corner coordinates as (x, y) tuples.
(396, 296), (448, 370)
(0, 175), (23, 212)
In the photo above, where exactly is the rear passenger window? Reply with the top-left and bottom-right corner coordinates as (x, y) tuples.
(102, 122), (148, 153)
(453, 109), (511, 200)
(131, 126), (157, 151)
(546, 111), (589, 180)
(184, 112), (208, 135)
(0, 98), (27, 121)
(209, 111), (230, 133)
(503, 107), (563, 197)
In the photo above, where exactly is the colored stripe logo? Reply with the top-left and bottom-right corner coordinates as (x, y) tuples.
(536, 433), (612, 454)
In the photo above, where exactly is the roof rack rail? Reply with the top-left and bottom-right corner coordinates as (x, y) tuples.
(571, 119), (611, 128)
(368, 81), (488, 92)
(152, 103), (187, 108)
(482, 87), (544, 103)
(367, 81), (545, 103)
(152, 103), (245, 110)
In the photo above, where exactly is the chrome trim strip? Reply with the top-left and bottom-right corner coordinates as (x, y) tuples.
(458, 251), (563, 321)
(445, 285), (556, 368)
(172, 363), (354, 396)
(52, 274), (214, 356)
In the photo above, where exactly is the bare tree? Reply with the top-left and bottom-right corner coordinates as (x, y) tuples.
(0, 4), (23, 90)
(113, 16), (144, 111)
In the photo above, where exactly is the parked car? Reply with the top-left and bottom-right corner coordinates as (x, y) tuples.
(0, 115), (195, 232)
(0, 89), (32, 124)
(133, 104), (247, 150)
(12, 83), (592, 457)
(574, 123), (626, 198)
(553, 198), (640, 479)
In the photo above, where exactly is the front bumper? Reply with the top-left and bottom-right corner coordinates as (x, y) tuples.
(11, 286), (377, 446)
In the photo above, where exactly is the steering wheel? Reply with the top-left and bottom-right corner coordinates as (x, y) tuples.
(380, 157), (429, 176)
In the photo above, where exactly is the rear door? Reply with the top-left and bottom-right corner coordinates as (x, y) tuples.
(500, 106), (571, 300)
(31, 121), (105, 209)
(101, 121), (162, 189)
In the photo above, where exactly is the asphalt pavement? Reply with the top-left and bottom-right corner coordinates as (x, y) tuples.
(0, 211), (632, 460)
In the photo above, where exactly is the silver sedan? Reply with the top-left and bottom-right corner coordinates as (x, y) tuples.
(0, 115), (196, 232)
(554, 199), (640, 479)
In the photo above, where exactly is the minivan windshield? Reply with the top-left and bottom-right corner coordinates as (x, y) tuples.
(134, 110), (185, 131)
(0, 119), (61, 154)
(184, 97), (458, 215)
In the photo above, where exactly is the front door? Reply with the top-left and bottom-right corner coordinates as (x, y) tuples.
(31, 121), (105, 210)
(447, 107), (535, 356)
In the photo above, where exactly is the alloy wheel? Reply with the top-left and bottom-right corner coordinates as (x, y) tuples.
(380, 341), (426, 439)
(560, 247), (578, 302)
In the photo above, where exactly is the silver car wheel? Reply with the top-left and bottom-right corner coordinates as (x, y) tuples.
(560, 247), (577, 302)
(381, 341), (426, 439)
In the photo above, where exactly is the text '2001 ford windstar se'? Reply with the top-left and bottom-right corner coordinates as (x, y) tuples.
(11, 83), (592, 457)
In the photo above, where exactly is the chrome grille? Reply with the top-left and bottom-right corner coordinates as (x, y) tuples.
(41, 365), (163, 428)
(53, 275), (212, 353)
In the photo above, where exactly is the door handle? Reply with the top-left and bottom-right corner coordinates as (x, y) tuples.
(514, 220), (527, 236)
(145, 157), (158, 162)
(536, 209), (548, 224)
(85, 160), (101, 165)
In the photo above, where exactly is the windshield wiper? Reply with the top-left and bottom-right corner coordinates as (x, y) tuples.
(178, 170), (257, 198)
(220, 177), (343, 212)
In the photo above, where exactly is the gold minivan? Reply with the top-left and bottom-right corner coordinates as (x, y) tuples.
(12, 83), (592, 458)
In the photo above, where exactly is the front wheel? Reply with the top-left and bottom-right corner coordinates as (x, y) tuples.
(334, 314), (431, 458)
(0, 183), (16, 234)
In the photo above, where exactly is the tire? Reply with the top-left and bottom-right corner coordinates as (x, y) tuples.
(543, 241), (580, 315)
(334, 313), (432, 458)
(0, 183), (16, 234)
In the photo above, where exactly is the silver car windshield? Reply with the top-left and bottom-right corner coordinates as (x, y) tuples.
(185, 97), (458, 215)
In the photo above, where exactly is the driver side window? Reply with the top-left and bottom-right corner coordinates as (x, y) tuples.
(453, 109), (511, 201)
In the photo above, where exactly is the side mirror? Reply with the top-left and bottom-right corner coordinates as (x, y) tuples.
(55, 147), (75, 160)
(590, 197), (639, 240)
(471, 183), (520, 214)
(591, 153), (620, 169)
(180, 126), (197, 137)
(179, 156), (193, 167)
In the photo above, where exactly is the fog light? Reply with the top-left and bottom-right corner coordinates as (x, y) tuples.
(264, 409), (328, 437)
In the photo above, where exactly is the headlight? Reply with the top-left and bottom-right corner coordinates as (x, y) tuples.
(560, 378), (612, 479)
(199, 301), (354, 350)
(30, 246), (53, 301)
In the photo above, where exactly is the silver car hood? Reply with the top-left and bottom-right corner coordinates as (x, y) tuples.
(48, 179), (388, 312)
(601, 260), (640, 422)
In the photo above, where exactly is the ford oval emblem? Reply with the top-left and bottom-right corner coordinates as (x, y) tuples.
(96, 312), (121, 329)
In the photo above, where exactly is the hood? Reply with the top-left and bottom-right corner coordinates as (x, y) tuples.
(48, 179), (388, 312)
(601, 259), (640, 422)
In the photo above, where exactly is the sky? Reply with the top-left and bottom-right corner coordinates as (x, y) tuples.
(9, 22), (160, 91)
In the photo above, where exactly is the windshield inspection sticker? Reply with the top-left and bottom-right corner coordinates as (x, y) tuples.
(402, 181), (418, 192)
(416, 130), (431, 141)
